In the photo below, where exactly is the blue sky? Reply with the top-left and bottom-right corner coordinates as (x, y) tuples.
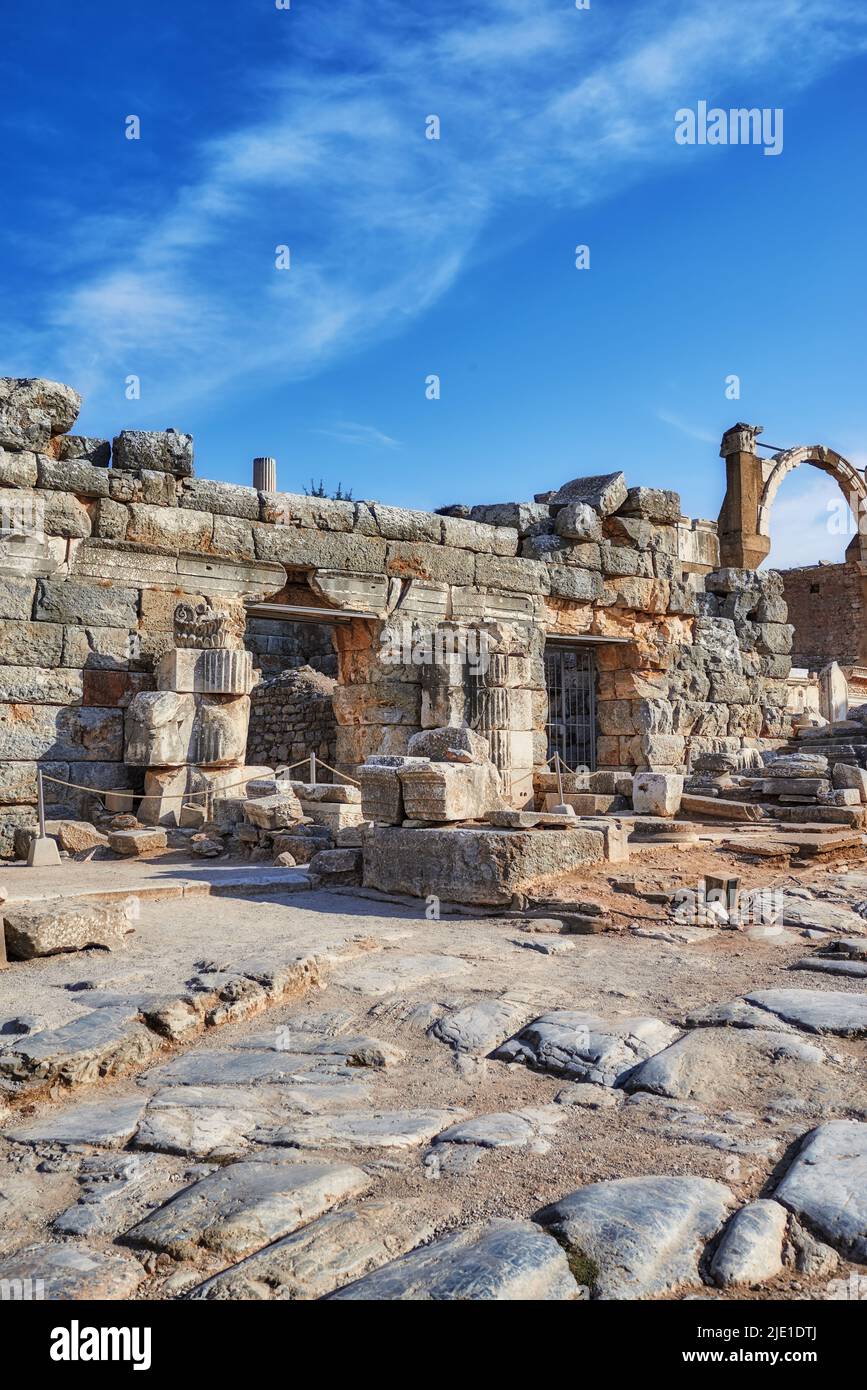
(2, 0), (866, 567)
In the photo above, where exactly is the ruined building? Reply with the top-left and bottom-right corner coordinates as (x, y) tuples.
(2, 379), (859, 858)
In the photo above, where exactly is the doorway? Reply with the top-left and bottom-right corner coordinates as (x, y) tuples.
(544, 643), (597, 771)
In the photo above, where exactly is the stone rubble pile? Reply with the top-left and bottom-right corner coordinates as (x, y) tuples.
(686, 733), (867, 830)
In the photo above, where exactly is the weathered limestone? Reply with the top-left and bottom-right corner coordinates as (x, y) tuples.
(125, 691), (196, 767)
(112, 429), (193, 477)
(0, 1243), (144, 1301)
(2, 900), (133, 960)
(549, 471), (628, 514)
(108, 828), (168, 857)
(362, 826), (605, 905)
(0, 377), (81, 450)
(325, 1219), (580, 1301)
(157, 648), (253, 695)
(494, 1011), (679, 1087)
(535, 1176), (733, 1299)
(123, 1159), (371, 1261)
(773, 1122), (867, 1261)
(708, 1200), (788, 1288)
(633, 771), (683, 818)
(398, 762), (502, 822)
(244, 790), (304, 830)
(187, 1201), (436, 1301)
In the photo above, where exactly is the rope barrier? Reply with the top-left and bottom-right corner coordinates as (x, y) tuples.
(39, 754), (357, 803)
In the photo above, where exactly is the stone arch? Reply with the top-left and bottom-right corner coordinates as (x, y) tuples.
(758, 445), (867, 563)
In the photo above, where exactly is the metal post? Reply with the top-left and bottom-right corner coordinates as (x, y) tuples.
(309, 751), (317, 786)
(37, 768), (46, 838)
(554, 751), (564, 806)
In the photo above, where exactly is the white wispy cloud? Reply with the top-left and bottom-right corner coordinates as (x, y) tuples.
(656, 409), (717, 445)
(312, 422), (401, 449)
(4, 0), (867, 416)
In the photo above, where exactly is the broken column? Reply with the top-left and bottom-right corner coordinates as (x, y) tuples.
(128, 598), (256, 826)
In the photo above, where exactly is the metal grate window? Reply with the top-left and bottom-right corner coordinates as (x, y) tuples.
(544, 644), (597, 772)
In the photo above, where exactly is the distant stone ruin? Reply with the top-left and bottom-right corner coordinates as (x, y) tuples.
(0, 376), (799, 856)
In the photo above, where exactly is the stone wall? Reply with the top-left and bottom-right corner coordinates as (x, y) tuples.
(781, 562), (864, 670)
(244, 617), (336, 678)
(0, 377), (796, 853)
(247, 665), (338, 774)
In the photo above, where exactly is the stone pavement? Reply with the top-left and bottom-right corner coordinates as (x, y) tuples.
(1, 869), (867, 1301)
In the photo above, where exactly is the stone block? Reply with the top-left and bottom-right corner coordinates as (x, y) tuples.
(550, 471), (627, 515)
(554, 501), (603, 542)
(36, 455), (110, 497)
(0, 577), (35, 621)
(253, 525), (387, 574)
(832, 763), (867, 803)
(440, 515), (518, 556)
(59, 435), (111, 466)
(633, 771), (683, 818)
(35, 579), (139, 629)
(61, 625), (132, 670)
(139, 766), (189, 826)
(0, 706), (123, 762)
(125, 691), (196, 767)
(3, 900), (132, 960)
(362, 826), (605, 906)
(0, 666), (83, 704)
(296, 783), (361, 804)
(192, 695), (250, 767)
(546, 567), (601, 601)
(359, 764), (404, 824)
(398, 762), (502, 822)
(633, 734), (686, 769)
(112, 429), (194, 476)
(475, 553), (549, 595)
(93, 496), (129, 540)
(108, 828), (168, 857)
(406, 726), (490, 762)
(0, 620), (64, 668)
(0, 377), (81, 450)
(469, 502), (551, 537)
(157, 647), (253, 695)
(57, 821), (109, 853)
(308, 848), (361, 879)
(126, 503), (213, 553)
(618, 487), (681, 523)
(297, 801), (364, 832)
(179, 478), (259, 519)
(0, 447), (38, 487)
(244, 790), (304, 830)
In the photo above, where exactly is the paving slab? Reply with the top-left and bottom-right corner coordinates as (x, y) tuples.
(0, 1242), (145, 1300)
(187, 1200), (436, 1301)
(626, 1027), (830, 1109)
(745, 987), (867, 1037)
(432, 1106), (563, 1152)
(0, 1007), (164, 1091)
(708, 1200), (788, 1288)
(493, 1010), (679, 1087)
(255, 1108), (466, 1152)
(325, 1219), (580, 1301)
(4, 1095), (147, 1149)
(535, 1176), (733, 1299)
(333, 953), (473, 997)
(774, 1121), (867, 1262)
(430, 997), (534, 1055)
(141, 1049), (357, 1088)
(123, 1158), (372, 1261)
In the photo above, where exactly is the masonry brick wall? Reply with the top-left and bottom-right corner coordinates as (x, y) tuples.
(246, 665), (337, 774)
(244, 618), (336, 678)
(781, 563), (863, 669)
